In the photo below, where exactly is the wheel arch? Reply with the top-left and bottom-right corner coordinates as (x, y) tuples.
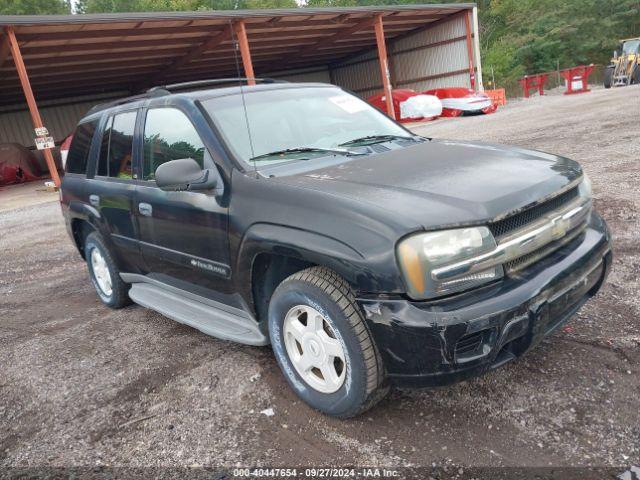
(70, 218), (96, 259)
(237, 223), (383, 323)
(250, 252), (316, 325)
(67, 201), (106, 259)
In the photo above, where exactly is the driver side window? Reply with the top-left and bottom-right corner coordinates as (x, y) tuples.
(143, 108), (206, 181)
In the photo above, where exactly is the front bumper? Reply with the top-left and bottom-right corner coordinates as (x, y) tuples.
(359, 212), (612, 388)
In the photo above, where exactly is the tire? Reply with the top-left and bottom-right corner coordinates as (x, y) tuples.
(632, 65), (640, 85)
(604, 66), (613, 89)
(268, 266), (388, 418)
(84, 232), (131, 309)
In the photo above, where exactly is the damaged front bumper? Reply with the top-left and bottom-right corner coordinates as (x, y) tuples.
(358, 212), (612, 388)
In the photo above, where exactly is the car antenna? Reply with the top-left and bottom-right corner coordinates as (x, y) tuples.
(230, 20), (258, 177)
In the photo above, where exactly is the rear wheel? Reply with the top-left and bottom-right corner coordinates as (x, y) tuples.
(85, 232), (131, 309)
(268, 267), (388, 418)
(604, 66), (614, 89)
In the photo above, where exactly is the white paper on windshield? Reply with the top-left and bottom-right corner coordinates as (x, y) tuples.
(329, 95), (368, 114)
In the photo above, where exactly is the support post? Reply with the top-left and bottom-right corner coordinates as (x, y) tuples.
(472, 7), (483, 91)
(374, 14), (395, 119)
(464, 10), (476, 90)
(5, 27), (61, 187)
(234, 20), (255, 86)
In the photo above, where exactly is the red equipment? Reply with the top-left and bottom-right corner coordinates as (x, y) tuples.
(519, 74), (549, 98)
(367, 89), (440, 123)
(485, 88), (507, 106)
(422, 88), (497, 117)
(560, 64), (595, 95)
(0, 143), (41, 186)
(368, 89), (414, 122)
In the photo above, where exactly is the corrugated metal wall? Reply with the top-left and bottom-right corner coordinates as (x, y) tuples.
(330, 13), (475, 98)
(392, 14), (471, 92)
(0, 91), (127, 146)
(330, 49), (381, 99)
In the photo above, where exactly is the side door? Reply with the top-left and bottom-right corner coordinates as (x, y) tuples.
(62, 118), (100, 222)
(134, 106), (232, 301)
(85, 109), (144, 273)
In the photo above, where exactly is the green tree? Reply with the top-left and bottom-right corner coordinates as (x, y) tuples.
(81, 0), (295, 13)
(475, 0), (640, 87)
(0, 0), (71, 14)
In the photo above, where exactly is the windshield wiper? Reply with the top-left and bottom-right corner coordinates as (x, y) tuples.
(339, 134), (417, 147)
(250, 147), (364, 162)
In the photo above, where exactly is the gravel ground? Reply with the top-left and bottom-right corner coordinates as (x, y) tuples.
(1, 85), (639, 473)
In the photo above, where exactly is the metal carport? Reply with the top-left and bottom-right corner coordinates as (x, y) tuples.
(0, 4), (481, 186)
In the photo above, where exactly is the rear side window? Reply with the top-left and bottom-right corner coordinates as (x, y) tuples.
(142, 108), (205, 180)
(96, 111), (137, 179)
(66, 120), (98, 174)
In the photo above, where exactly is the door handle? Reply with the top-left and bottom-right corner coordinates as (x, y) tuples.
(138, 202), (153, 217)
(89, 194), (100, 207)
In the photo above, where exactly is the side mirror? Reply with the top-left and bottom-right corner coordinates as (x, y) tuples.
(613, 50), (618, 59)
(155, 158), (221, 193)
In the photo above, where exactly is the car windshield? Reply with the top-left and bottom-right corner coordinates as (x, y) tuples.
(201, 86), (412, 167)
(622, 40), (640, 55)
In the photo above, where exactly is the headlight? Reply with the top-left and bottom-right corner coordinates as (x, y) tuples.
(578, 172), (592, 199)
(397, 227), (503, 300)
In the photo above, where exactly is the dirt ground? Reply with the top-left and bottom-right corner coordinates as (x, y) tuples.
(1, 85), (639, 474)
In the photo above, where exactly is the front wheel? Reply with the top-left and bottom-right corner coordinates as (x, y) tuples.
(268, 267), (388, 418)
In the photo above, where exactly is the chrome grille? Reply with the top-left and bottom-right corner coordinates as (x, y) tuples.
(430, 195), (591, 284)
(489, 186), (580, 239)
(501, 193), (590, 273)
(505, 226), (586, 273)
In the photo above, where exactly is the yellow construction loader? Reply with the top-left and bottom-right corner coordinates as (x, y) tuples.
(604, 38), (640, 88)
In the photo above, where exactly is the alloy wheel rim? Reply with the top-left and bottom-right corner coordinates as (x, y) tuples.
(91, 248), (112, 297)
(283, 305), (346, 393)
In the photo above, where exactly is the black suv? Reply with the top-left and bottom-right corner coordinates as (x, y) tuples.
(61, 79), (612, 417)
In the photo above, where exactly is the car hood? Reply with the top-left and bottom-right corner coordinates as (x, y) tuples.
(271, 139), (583, 230)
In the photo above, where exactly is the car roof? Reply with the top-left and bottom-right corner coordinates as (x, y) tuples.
(82, 82), (337, 122)
(181, 81), (335, 100)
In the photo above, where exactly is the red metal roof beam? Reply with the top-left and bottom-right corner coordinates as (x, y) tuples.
(233, 20), (255, 85)
(294, 14), (380, 60)
(373, 14), (395, 119)
(151, 23), (233, 85)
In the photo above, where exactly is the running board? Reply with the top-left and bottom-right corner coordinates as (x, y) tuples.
(127, 282), (269, 346)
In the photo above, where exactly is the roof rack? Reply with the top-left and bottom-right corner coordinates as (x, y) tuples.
(86, 88), (169, 115)
(86, 78), (287, 116)
(148, 77), (288, 93)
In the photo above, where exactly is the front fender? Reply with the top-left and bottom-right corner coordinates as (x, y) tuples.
(235, 222), (405, 302)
